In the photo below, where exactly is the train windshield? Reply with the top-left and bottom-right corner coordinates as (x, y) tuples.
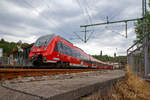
(34, 34), (55, 47)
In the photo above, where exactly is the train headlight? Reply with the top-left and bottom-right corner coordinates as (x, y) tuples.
(32, 56), (34, 60)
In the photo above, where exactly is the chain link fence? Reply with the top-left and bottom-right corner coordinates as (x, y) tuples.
(127, 32), (150, 78)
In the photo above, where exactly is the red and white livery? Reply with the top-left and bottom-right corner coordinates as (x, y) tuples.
(29, 34), (113, 69)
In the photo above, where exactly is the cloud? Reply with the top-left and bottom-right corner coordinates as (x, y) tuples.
(0, 0), (142, 56)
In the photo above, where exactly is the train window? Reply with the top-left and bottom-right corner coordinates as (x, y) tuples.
(62, 44), (68, 54)
(70, 49), (73, 56)
(67, 46), (72, 56)
(77, 53), (81, 58)
(71, 49), (77, 57)
(35, 34), (55, 47)
(70, 48), (76, 57)
(60, 43), (71, 56)
(54, 42), (59, 52)
(66, 46), (70, 55)
(58, 42), (85, 58)
(54, 41), (63, 52)
(74, 50), (79, 57)
(61, 44), (65, 54)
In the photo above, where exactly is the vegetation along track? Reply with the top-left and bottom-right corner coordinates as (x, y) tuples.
(0, 68), (104, 80)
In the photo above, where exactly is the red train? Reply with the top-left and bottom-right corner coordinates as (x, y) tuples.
(28, 34), (113, 69)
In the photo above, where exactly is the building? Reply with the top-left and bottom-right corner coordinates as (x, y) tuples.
(10, 44), (33, 66)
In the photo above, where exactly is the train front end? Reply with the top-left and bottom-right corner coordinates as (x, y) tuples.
(29, 34), (55, 65)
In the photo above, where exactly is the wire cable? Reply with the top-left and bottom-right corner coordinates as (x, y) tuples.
(73, 32), (84, 42)
(105, 25), (126, 37)
(76, 0), (89, 24)
(23, 0), (68, 35)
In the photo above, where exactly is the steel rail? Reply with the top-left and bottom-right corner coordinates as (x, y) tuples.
(0, 68), (104, 80)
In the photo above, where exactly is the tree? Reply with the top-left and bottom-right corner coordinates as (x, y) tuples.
(114, 53), (116, 57)
(0, 39), (30, 56)
(0, 38), (5, 42)
(134, 12), (150, 44)
(100, 50), (102, 56)
(92, 55), (127, 63)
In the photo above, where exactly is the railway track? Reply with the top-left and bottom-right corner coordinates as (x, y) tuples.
(0, 68), (103, 81)
(0, 65), (96, 69)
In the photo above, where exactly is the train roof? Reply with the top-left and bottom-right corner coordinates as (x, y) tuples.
(61, 37), (73, 45)
(38, 34), (55, 39)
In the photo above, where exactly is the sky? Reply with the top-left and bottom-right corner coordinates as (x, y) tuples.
(0, 0), (144, 56)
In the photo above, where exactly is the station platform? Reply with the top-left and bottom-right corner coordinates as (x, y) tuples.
(0, 70), (125, 100)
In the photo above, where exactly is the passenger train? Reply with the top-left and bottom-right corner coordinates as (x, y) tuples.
(28, 34), (113, 69)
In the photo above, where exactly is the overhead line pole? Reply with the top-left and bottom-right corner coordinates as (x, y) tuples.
(80, 18), (143, 42)
(142, 0), (149, 77)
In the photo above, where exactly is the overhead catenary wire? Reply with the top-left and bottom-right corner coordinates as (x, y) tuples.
(85, 27), (106, 39)
(23, 0), (69, 35)
(73, 32), (84, 42)
(77, 0), (129, 42)
(84, 0), (93, 24)
(43, 0), (52, 8)
(84, 0), (96, 41)
(79, 0), (143, 41)
(76, 0), (96, 42)
(108, 9), (124, 21)
(105, 26), (126, 37)
(76, 0), (89, 24)
(41, 0), (75, 40)
(86, 30), (94, 41)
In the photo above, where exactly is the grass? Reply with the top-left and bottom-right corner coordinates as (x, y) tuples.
(81, 66), (150, 100)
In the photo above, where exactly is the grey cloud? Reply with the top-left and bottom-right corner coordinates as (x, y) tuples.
(0, 0), (142, 55)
